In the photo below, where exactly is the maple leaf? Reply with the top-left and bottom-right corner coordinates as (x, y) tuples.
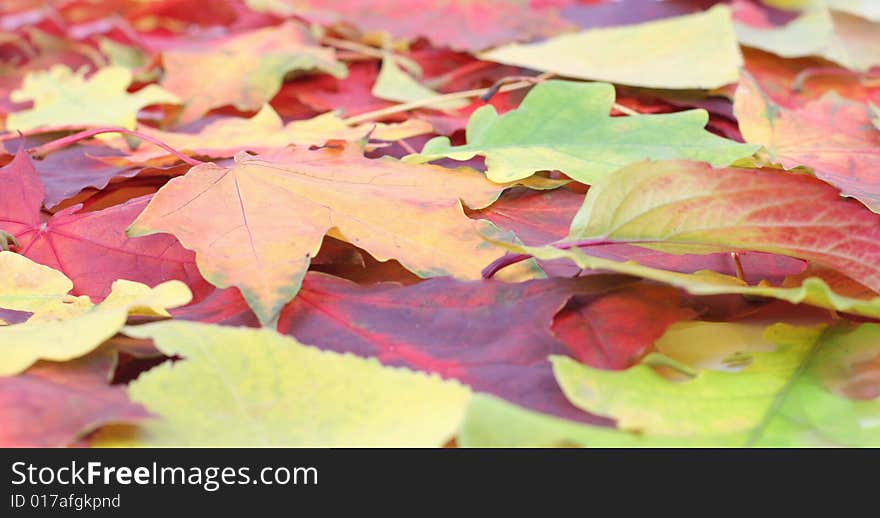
(480, 5), (742, 90)
(92, 321), (471, 447)
(159, 21), (347, 124)
(248, 0), (575, 52)
(407, 80), (757, 183)
(0, 251), (84, 316)
(102, 105), (432, 167)
(0, 149), (211, 299)
(5, 65), (180, 133)
(735, 72), (880, 212)
(8, 138), (137, 208)
(549, 322), (880, 446)
(128, 145), (543, 325)
(735, 7), (880, 72)
(0, 348), (149, 447)
(0, 253), (191, 375)
(279, 63), (394, 117)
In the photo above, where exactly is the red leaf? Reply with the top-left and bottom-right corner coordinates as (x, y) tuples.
(553, 284), (697, 369)
(475, 187), (807, 283)
(173, 273), (690, 421)
(0, 148), (210, 299)
(294, 0), (575, 52)
(0, 350), (149, 447)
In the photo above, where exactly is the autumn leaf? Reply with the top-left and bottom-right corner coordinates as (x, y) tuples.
(407, 80), (757, 183)
(3, 0), (880, 451)
(735, 72), (880, 212)
(549, 322), (880, 446)
(475, 187), (806, 283)
(459, 394), (706, 447)
(740, 47), (880, 109)
(128, 145), (543, 325)
(278, 273), (690, 421)
(480, 5), (742, 90)
(159, 21), (347, 124)
(0, 250), (84, 316)
(0, 348), (149, 447)
(487, 240), (880, 320)
(6, 65), (180, 133)
(169, 273), (692, 421)
(371, 54), (468, 111)
(567, 160), (880, 296)
(248, 0), (575, 52)
(103, 105), (432, 167)
(6, 137), (141, 208)
(735, 7), (880, 72)
(92, 321), (471, 447)
(0, 149), (211, 299)
(0, 262), (191, 375)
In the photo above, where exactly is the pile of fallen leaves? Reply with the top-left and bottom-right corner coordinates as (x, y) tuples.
(1, 0), (879, 447)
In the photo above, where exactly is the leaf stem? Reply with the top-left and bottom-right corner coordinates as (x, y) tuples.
(343, 73), (640, 125)
(731, 252), (746, 282)
(27, 127), (205, 167)
(482, 238), (622, 278)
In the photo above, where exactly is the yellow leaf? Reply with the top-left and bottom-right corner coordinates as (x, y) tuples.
(0, 251), (76, 314)
(479, 5), (741, 90)
(160, 21), (346, 124)
(0, 278), (191, 376)
(128, 145), (542, 325)
(6, 65), (179, 132)
(104, 105), (432, 167)
(93, 321), (471, 447)
(736, 7), (880, 72)
(372, 54), (468, 110)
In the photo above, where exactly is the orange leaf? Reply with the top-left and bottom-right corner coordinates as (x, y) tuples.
(160, 21), (346, 124)
(128, 145), (536, 325)
(735, 71), (880, 212)
(103, 106), (432, 167)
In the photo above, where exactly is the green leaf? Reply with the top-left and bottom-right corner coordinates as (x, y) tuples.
(405, 80), (756, 183)
(551, 322), (880, 446)
(372, 54), (467, 110)
(478, 5), (742, 90)
(92, 321), (471, 447)
(0, 278), (191, 376)
(7, 65), (180, 132)
(459, 394), (713, 447)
